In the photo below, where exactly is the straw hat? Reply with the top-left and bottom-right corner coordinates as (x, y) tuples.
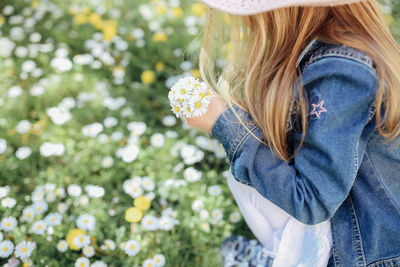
(199, 0), (368, 15)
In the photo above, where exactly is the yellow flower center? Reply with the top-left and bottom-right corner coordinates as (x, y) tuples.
(84, 219), (88, 223)
(130, 245), (135, 250)
(199, 93), (205, 99)
(21, 247), (28, 253)
(51, 217), (56, 221)
(180, 89), (186, 94)
(195, 102), (202, 109)
(174, 106), (180, 112)
(3, 247), (8, 252)
(178, 98), (184, 103)
(6, 222), (11, 227)
(80, 263), (85, 267)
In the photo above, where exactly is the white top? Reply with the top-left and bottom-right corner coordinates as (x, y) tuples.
(227, 170), (332, 267)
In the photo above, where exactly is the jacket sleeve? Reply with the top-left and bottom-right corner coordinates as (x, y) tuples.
(211, 57), (378, 225)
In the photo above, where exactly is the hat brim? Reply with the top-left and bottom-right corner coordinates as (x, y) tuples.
(199, 0), (368, 15)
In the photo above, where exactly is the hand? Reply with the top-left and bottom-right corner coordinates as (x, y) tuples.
(185, 92), (227, 133)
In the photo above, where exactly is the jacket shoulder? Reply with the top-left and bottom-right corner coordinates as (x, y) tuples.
(297, 39), (376, 74)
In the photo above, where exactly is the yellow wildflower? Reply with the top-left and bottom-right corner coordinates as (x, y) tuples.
(156, 5), (167, 15)
(172, 7), (183, 17)
(141, 70), (155, 85)
(134, 196), (151, 211)
(125, 207), (143, 223)
(74, 14), (88, 24)
(191, 69), (201, 78)
(0, 17), (5, 26)
(155, 61), (164, 71)
(30, 0), (40, 8)
(385, 14), (394, 27)
(89, 13), (103, 29)
(102, 20), (117, 41)
(191, 3), (206, 17)
(66, 228), (86, 250)
(152, 32), (168, 42)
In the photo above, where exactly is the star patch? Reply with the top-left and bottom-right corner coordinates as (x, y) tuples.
(310, 100), (327, 119)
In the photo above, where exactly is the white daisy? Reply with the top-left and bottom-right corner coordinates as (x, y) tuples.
(143, 258), (156, 267)
(0, 240), (14, 258)
(183, 167), (202, 182)
(0, 217), (17, 232)
(158, 216), (174, 231)
(191, 200), (204, 212)
(82, 122), (103, 137)
(57, 240), (68, 252)
(199, 209), (209, 220)
(31, 188), (45, 202)
(0, 139), (7, 154)
(207, 185), (222, 196)
(67, 184), (82, 197)
(124, 240), (140, 256)
(57, 203), (68, 213)
(200, 222), (210, 232)
(76, 214), (96, 231)
(150, 133), (165, 148)
(75, 257), (90, 267)
(162, 115), (176, 127)
(31, 220), (47, 235)
(32, 201), (48, 215)
(8, 86), (22, 98)
(16, 120), (31, 134)
(126, 121), (147, 136)
(44, 213), (62, 226)
(15, 146), (32, 160)
(73, 234), (90, 249)
(103, 117), (118, 128)
(14, 241), (35, 261)
(101, 156), (114, 168)
(102, 239), (115, 251)
(1, 197), (16, 208)
(141, 215), (159, 231)
(229, 211), (241, 223)
(91, 260), (107, 267)
(0, 186), (10, 199)
(21, 206), (35, 222)
(122, 179), (143, 198)
(153, 254), (166, 267)
(211, 209), (223, 222)
(85, 185), (105, 198)
(142, 177), (155, 191)
(83, 245), (95, 257)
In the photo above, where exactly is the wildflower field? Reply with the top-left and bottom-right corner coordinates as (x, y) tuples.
(0, 0), (399, 266)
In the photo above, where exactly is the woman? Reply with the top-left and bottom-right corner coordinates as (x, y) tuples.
(184, 0), (400, 266)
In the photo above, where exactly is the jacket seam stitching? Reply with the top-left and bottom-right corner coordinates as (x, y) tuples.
(348, 196), (367, 267)
(305, 52), (376, 74)
(367, 255), (400, 267)
(330, 215), (342, 266)
(230, 125), (258, 164)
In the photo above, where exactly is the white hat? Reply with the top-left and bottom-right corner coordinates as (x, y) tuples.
(199, 0), (368, 15)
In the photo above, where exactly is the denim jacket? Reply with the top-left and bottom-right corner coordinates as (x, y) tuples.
(211, 39), (400, 266)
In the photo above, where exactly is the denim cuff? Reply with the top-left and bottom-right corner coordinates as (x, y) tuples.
(211, 104), (258, 163)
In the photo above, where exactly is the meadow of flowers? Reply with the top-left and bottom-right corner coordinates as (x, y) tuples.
(0, 0), (399, 266)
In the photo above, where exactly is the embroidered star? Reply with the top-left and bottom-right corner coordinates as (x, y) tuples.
(310, 100), (327, 118)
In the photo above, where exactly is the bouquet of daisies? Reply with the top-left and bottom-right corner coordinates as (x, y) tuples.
(168, 76), (215, 118)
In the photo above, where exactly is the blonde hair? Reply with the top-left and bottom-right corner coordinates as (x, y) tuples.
(199, 0), (400, 161)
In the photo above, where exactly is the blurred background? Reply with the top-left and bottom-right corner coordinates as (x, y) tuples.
(0, 0), (399, 266)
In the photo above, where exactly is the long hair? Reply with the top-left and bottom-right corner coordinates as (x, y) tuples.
(199, 0), (400, 161)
